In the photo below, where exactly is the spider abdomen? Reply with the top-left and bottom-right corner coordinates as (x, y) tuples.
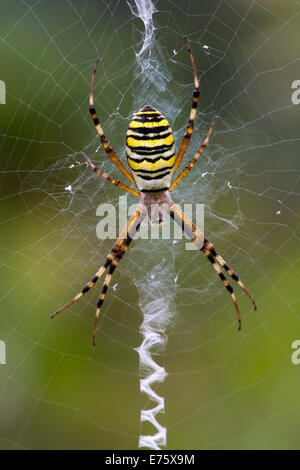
(126, 105), (175, 191)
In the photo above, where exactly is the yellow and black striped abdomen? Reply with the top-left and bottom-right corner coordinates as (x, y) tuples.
(126, 105), (175, 191)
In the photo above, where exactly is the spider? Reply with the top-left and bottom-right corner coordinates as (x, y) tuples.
(51, 38), (257, 345)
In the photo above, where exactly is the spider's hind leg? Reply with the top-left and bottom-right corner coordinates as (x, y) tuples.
(201, 246), (241, 330)
(92, 209), (145, 345)
(203, 239), (257, 310)
(51, 264), (108, 319)
(169, 201), (256, 330)
(92, 245), (128, 345)
(51, 205), (145, 321)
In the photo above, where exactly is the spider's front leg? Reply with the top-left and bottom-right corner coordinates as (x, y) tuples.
(173, 38), (200, 174)
(82, 153), (140, 198)
(89, 59), (136, 186)
(169, 202), (256, 330)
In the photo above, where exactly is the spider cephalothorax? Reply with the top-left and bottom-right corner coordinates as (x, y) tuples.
(52, 39), (256, 345)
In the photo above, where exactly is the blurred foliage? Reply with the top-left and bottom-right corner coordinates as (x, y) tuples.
(0, 0), (300, 449)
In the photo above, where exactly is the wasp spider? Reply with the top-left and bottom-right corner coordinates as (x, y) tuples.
(52, 39), (257, 345)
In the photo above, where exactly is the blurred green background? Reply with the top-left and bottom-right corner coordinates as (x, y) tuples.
(0, 0), (300, 449)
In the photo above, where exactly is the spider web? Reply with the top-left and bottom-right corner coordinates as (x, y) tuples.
(1, 0), (300, 450)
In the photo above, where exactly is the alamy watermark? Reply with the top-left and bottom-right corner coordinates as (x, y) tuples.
(95, 196), (205, 250)
(291, 340), (300, 365)
(0, 80), (5, 104)
(0, 340), (6, 365)
(291, 80), (300, 105)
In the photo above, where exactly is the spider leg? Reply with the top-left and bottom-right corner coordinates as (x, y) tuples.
(173, 38), (200, 175)
(82, 153), (140, 198)
(51, 205), (145, 320)
(169, 201), (256, 329)
(203, 239), (257, 310)
(51, 264), (107, 319)
(89, 59), (136, 186)
(93, 209), (145, 345)
(169, 116), (216, 192)
(202, 246), (241, 330)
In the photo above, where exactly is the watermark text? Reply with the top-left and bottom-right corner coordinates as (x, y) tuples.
(95, 196), (205, 250)
(0, 340), (6, 365)
(291, 340), (300, 365)
(291, 80), (300, 104)
(0, 80), (5, 104)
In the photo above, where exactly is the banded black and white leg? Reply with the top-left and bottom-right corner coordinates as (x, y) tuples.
(82, 153), (140, 198)
(169, 116), (217, 192)
(51, 205), (146, 326)
(203, 238), (256, 310)
(169, 202), (256, 329)
(89, 59), (136, 186)
(173, 38), (200, 174)
(92, 207), (146, 344)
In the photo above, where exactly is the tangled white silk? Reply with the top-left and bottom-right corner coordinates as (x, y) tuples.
(135, 294), (169, 449)
(134, 261), (175, 449)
